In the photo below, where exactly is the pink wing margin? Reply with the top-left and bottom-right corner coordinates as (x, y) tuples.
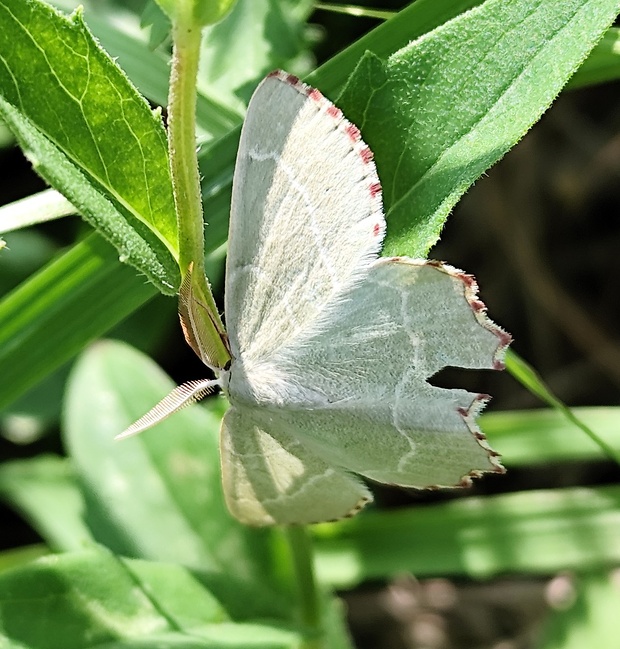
(421, 259), (512, 484)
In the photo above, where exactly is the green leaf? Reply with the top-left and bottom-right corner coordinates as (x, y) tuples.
(140, 0), (172, 50)
(336, 0), (620, 256)
(154, 0), (238, 27)
(77, 4), (242, 140)
(569, 26), (620, 88)
(63, 340), (293, 621)
(0, 0), (179, 292)
(0, 545), (350, 647)
(0, 546), (304, 649)
(193, 0), (238, 26)
(0, 97), (176, 293)
(307, 0), (486, 94)
(0, 455), (93, 551)
(199, 0), (313, 111)
(313, 485), (620, 589)
(0, 545), (49, 573)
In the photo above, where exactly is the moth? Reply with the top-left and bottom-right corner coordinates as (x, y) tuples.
(119, 71), (510, 526)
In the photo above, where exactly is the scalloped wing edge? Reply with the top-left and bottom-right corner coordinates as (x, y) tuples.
(406, 257), (511, 485)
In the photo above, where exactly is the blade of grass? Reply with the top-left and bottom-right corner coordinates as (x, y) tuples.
(506, 350), (620, 466)
(0, 189), (75, 234)
(482, 406), (620, 466)
(0, 233), (157, 410)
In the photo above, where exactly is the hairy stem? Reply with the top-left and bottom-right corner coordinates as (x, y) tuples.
(168, 18), (206, 278)
(167, 15), (230, 369)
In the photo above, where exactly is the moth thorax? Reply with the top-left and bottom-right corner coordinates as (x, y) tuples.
(226, 357), (304, 408)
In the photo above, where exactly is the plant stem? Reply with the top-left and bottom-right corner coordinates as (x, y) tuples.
(167, 14), (229, 368)
(285, 525), (324, 649)
(168, 18), (205, 279)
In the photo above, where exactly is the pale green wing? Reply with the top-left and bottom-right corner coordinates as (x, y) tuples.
(225, 72), (385, 363)
(251, 389), (498, 488)
(259, 258), (510, 488)
(220, 406), (371, 526)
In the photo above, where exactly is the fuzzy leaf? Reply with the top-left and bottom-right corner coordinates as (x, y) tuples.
(337, 0), (620, 256)
(0, 547), (306, 649)
(0, 0), (179, 292)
